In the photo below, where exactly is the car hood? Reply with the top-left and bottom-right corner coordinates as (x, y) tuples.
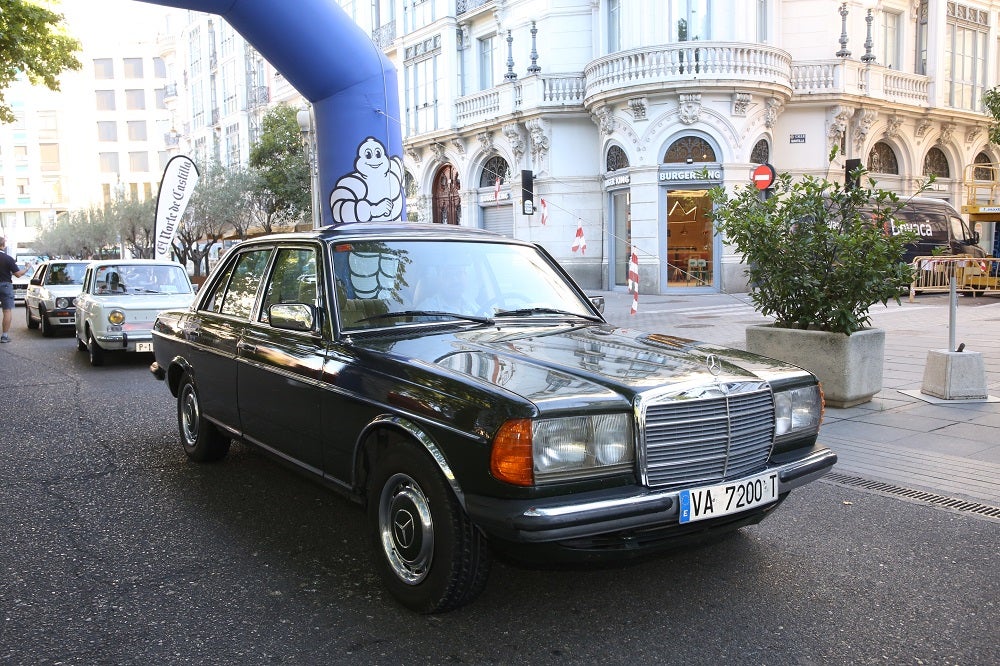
(360, 322), (813, 413)
(41, 285), (84, 298)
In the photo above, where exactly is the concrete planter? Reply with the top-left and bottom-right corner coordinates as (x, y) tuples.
(746, 324), (885, 408)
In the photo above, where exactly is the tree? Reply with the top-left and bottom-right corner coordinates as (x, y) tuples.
(35, 205), (119, 259)
(110, 195), (156, 258)
(175, 160), (252, 276)
(248, 103), (311, 230)
(0, 0), (82, 123)
(983, 87), (1000, 145)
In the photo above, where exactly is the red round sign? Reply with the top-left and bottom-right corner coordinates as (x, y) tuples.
(752, 163), (776, 190)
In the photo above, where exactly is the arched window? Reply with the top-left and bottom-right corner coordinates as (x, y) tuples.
(663, 136), (716, 163)
(867, 142), (899, 174)
(479, 156), (510, 187)
(750, 139), (769, 165)
(404, 170), (418, 198)
(923, 147), (950, 178)
(606, 145), (629, 171)
(973, 151), (994, 180)
(433, 164), (461, 225)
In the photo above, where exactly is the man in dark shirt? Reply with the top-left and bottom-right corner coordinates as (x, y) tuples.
(0, 236), (30, 343)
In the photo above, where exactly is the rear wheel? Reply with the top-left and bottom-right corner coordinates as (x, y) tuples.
(25, 305), (39, 330)
(177, 373), (230, 462)
(367, 442), (490, 613)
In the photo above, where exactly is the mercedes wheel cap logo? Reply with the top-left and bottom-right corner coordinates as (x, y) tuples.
(706, 354), (722, 377)
(393, 509), (415, 548)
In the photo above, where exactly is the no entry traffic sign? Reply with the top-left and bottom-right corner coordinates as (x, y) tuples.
(752, 163), (776, 190)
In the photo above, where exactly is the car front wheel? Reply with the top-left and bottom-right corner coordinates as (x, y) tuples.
(25, 305), (39, 330)
(177, 373), (230, 462)
(40, 306), (54, 337)
(86, 330), (105, 367)
(367, 442), (490, 614)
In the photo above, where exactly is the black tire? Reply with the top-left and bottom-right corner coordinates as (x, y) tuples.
(961, 290), (985, 298)
(76, 333), (87, 351)
(25, 305), (39, 330)
(177, 373), (230, 462)
(367, 443), (490, 613)
(86, 329), (105, 367)
(40, 306), (53, 337)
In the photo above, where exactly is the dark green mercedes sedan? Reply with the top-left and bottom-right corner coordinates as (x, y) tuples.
(150, 222), (835, 613)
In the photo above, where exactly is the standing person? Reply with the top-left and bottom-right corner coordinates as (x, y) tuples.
(0, 236), (30, 343)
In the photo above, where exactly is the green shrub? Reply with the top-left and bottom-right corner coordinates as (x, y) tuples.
(709, 159), (920, 335)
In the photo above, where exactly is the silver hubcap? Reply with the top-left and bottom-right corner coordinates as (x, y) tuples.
(180, 385), (199, 447)
(378, 473), (433, 585)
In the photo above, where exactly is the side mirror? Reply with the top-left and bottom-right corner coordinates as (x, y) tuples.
(30, 277), (42, 286)
(589, 295), (606, 314)
(269, 303), (316, 332)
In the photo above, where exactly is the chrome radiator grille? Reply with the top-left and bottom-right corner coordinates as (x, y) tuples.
(641, 387), (775, 489)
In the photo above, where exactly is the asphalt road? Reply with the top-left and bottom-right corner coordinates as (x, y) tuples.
(1, 314), (997, 665)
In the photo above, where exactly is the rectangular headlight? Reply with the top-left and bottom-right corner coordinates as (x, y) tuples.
(773, 385), (823, 439)
(532, 413), (634, 484)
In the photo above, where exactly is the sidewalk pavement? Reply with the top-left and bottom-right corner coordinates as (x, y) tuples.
(593, 289), (1000, 511)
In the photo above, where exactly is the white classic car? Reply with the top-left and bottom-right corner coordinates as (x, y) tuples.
(25, 260), (91, 337)
(75, 259), (196, 366)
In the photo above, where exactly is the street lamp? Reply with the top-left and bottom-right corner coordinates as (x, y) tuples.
(296, 106), (322, 229)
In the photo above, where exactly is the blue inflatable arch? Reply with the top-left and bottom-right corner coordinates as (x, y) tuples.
(140, 0), (405, 226)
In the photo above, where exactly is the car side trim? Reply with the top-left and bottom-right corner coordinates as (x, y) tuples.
(365, 414), (467, 510)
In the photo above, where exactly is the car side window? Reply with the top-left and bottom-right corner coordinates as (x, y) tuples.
(205, 249), (272, 319)
(258, 247), (319, 323)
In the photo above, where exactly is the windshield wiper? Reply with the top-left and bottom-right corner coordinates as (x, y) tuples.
(495, 307), (603, 322)
(359, 310), (495, 325)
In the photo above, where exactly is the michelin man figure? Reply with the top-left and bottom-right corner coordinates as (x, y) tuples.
(329, 136), (404, 223)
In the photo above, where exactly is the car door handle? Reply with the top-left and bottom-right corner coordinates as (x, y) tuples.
(237, 341), (256, 354)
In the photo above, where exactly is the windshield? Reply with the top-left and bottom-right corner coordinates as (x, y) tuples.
(333, 239), (597, 330)
(46, 263), (87, 286)
(91, 264), (192, 295)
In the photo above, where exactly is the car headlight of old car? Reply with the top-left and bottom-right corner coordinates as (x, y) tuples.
(773, 384), (823, 441)
(107, 309), (126, 326)
(55, 297), (73, 308)
(491, 413), (635, 486)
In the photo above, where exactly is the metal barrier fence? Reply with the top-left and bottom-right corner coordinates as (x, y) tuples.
(909, 255), (1000, 300)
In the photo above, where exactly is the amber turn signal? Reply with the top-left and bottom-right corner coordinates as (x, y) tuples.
(491, 419), (534, 486)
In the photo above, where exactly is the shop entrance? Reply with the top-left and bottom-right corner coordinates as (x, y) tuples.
(666, 189), (714, 288)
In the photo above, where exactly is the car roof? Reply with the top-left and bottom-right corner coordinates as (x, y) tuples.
(86, 259), (186, 267)
(233, 222), (534, 247)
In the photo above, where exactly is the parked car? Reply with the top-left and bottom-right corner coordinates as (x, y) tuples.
(13, 254), (45, 304)
(75, 259), (195, 366)
(25, 260), (90, 337)
(149, 223), (836, 613)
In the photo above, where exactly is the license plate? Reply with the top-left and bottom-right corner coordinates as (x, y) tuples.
(136, 342), (154, 352)
(678, 471), (778, 524)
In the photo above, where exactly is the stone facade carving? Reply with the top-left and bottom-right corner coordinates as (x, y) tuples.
(628, 97), (647, 120)
(732, 92), (752, 117)
(938, 122), (955, 145)
(502, 123), (525, 164)
(764, 97), (783, 129)
(853, 108), (878, 152)
(915, 117), (933, 139)
(966, 126), (982, 145)
(885, 114), (903, 138)
(525, 117), (550, 169)
(406, 147), (421, 165)
(678, 92), (702, 125)
(476, 131), (494, 155)
(452, 137), (466, 155)
(827, 105), (852, 148)
(430, 142), (447, 161)
(591, 105), (616, 135)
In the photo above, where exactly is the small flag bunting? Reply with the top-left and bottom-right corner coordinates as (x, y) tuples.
(494, 177), (501, 202)
(628, 248), (639, 315)
(539, 198), (548, 225)
(571, 220), (587, 254)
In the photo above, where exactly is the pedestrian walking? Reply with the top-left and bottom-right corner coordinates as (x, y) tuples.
(1, 236), (30, 343)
